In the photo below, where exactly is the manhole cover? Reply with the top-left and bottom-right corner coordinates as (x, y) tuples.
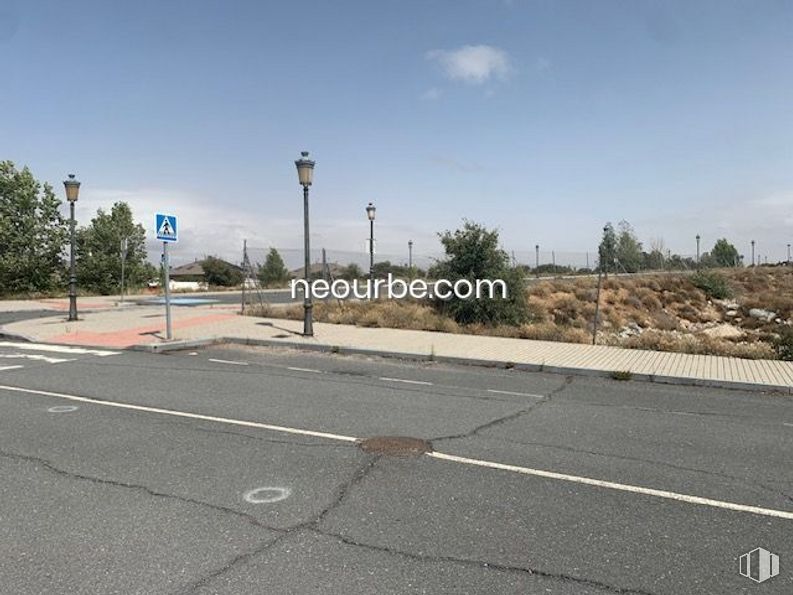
(359, 436), (432, 457)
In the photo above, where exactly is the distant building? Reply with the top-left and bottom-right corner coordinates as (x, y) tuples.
(170, 258), (242, 282)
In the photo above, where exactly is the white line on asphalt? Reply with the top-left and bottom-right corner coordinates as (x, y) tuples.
(379, 377), (433, 386)
(0, 342), (119, 357)
(208, 358), (249, 366)
(0, 354), (75, 364)
(287, 367), (322, 374)
(3, 382), (792, 522)
(784, 423), (793, 428)
(0, 385), (358, 443)
(486, 389), (544, 399)
(0, 365), (24, 372)
(427, 451), (793, 521)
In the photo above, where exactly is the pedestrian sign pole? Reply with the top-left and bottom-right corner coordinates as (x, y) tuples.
(156, 213), (178, 340)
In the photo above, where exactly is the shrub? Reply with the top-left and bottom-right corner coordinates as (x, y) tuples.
(774, 327), (793, 361)
(691, 271), (732, 300)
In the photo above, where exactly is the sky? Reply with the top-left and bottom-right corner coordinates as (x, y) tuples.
(2, 0), (793, 267)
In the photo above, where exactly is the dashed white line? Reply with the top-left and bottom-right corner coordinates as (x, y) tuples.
(486, 389), (544, 398)
(0, 342), (119, 357)
(0, 365), (24, 372)
(3, 382), (792, 522)
(784, 423), (793, 428)
(208, 358), (249, 366)
(380, 377), (433, 386)
(287, 367), (322, 374)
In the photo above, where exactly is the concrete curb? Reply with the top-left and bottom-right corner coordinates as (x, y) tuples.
(5, 330), (790, 395)
(216, 337), (792, 395)
(0, 326), (35, 342)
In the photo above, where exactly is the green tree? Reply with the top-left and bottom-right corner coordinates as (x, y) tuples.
(338, 263), (364, 281)
(710, 239), (741, 267)
(0, 162), (67, 294)
(598, 222), (617, 276)
(258, 248), (289, 287)
(431, 220), (528, 325)
(202, 256), (243, 287)
(615, 220), (643, 273)
(76, 202), (150, 294)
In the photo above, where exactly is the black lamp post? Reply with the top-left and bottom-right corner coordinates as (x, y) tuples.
(535, 244), (539, 277)
(751, 240), (755, 267)
(295, 151), (315, 336)
(366, 202), (376, 285)
(408, 240), (413, 269)
(787, 243), (791, 265)
(63, 174), (81, 321)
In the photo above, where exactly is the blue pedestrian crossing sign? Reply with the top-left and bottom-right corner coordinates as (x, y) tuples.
(156, 213), (178, 243)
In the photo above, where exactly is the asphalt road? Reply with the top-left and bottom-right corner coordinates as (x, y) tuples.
(0, 342), (791, 594)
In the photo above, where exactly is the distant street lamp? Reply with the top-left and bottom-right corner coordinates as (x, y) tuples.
(788, 243), (791, 264)
(295, 151), (315, 336)
(366, 202), (376, 285)
(535, 244), (540, 277)
(751, 240), (756, 267)
(695, 234), (701, 267)
(408, 240), (413, 269)
(63, 174), (81, 321)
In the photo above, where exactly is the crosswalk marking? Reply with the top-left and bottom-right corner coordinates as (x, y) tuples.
(0, 342), (119, 357)
(0, 354), (75, 364)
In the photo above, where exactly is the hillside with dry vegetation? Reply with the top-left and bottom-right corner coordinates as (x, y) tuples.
(247, 266), (793, 360)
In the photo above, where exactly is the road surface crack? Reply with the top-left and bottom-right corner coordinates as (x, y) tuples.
(311, 528), (657, 595)
(431, 376), (573, 443)
(178, 455), (380, 593)
(0, 449), (281, 533)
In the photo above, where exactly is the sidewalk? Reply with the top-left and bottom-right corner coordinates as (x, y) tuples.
(2, 304), (792, 393)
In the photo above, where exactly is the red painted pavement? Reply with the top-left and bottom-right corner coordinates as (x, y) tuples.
(48, 313), (237, 348)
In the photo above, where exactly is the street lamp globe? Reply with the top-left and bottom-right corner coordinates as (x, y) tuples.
(63, 174), (81, 202)
(294, 151), (315, 187)
(366, 202), (376, 221)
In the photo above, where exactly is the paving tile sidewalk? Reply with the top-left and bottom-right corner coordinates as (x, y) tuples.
(2, 305), (792, 392)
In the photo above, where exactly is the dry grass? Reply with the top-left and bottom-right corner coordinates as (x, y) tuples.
(245, 267), (793, 360)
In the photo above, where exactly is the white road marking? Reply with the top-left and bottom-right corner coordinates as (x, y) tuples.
(427, 451), (793, 521)
(208, 358), (249, 366)
(243, 486), (291, 504)
(0, 384), (357, 443)
(287, 366), (322, 374)
(0, 342), (119, 357)
(784, 423), (793, 428)
(486, 389), (544, 398)
(48, 405), (79, 413)
(0, 354), (74, 364)
(380, 377), (433, 386)
(3, 382), (792, 521)
(0, 365), (24, 372)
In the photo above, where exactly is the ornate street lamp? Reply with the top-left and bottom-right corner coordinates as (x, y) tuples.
(63, 174), (81, 321)
(295, 151), (315, 336)
(366, 202), (376, 285)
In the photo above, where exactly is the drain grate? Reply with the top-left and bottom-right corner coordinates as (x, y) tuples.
(359, 436), (432, 457)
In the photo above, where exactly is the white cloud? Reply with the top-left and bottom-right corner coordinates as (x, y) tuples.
(70, 187), (443, 269)
(426, 45), (512, 85)
(421, 87), (442, 101)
